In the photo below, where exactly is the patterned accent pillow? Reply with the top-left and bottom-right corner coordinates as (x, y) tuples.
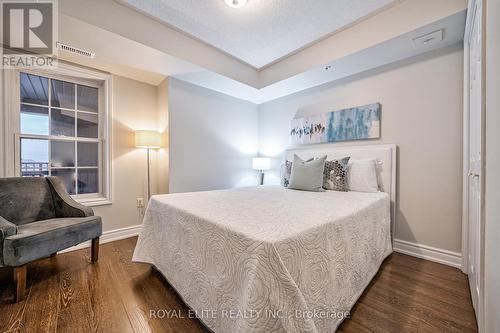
(323, 157), (350, 191)
(280, 160), (293, 187)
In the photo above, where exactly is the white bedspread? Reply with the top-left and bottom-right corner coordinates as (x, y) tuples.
(132, 186), (392, 332)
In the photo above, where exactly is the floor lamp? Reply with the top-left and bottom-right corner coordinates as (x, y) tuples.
(135, 130), (162, 199)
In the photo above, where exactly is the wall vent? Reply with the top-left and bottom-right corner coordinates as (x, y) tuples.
(56, 42), (95, 58)
(412, 30), (444, 50)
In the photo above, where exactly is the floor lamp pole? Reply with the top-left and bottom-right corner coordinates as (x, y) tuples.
(147, 147), (151, 199)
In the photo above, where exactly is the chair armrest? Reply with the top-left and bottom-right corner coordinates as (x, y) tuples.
(47, 177), (94, 218)
(0, 216), (17, 265)
(0, 216), (17, 240)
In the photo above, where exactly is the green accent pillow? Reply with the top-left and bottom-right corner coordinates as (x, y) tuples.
(288, 154), (327, 192)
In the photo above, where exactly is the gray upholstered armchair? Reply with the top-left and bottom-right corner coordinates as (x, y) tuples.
(0, 177), (102, 302)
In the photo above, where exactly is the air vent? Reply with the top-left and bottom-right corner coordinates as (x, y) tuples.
(412, 30), (444, 50)
(56, 42), (95, 58)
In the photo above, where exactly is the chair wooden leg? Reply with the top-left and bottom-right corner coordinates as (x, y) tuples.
(91, 237), (99, 263)
(14, 265), (27, 303)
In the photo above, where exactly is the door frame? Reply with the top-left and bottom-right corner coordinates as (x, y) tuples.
(462, 0), (486, 330)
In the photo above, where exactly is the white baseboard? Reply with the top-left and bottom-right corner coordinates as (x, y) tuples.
(393, 239), (462, 269)
(59, 224), (142, 254)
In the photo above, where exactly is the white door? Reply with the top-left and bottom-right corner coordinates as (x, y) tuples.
(467, 0), (483, 315)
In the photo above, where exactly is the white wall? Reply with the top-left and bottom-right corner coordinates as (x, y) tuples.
(484, 0), (500, 330)
(156, 78), (170, 195)
(168, 78), (259, 193)
(258, 44), (464, 253)
(92, 75), (168, 232)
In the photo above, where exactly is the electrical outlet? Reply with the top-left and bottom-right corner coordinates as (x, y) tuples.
(136, 198), (144, 208)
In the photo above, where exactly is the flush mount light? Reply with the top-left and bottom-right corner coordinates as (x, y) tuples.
(225, 0), (247, 8)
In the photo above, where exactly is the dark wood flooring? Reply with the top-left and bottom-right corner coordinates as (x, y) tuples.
(0, 237), (477, 333)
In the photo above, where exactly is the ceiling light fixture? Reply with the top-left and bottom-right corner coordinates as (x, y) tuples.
(225, 0), (247, 9)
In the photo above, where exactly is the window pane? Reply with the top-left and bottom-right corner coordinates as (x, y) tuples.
(20, 73), (49, 105)
(77, 142), (98, 167)
(51, 79), (75, 109)
(78, 168), (98, 194)
(50, 140), (75, 167)
(52, 169), (76, 194)
(51, 108), (75, 137)
(21, 138), (49, 177)
(20, 105), (49, 135)
(77, 85), (98, 113)
(77, 112), (98, 138)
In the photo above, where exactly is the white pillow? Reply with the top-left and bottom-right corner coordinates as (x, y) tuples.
(347, 159), (379, 192)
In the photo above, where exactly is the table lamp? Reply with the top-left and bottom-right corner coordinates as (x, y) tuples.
(252, 157), (271, 185)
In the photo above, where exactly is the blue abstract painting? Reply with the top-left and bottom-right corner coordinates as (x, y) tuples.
(290, 103), (380, 145)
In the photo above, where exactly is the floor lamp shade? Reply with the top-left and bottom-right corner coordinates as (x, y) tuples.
(135, 130), (162, 149)
(135, 130), (161, 199)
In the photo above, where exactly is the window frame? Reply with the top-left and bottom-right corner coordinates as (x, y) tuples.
(3, 63), (113, 206)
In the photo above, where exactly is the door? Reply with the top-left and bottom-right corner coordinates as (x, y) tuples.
(467, 0), (483, 315)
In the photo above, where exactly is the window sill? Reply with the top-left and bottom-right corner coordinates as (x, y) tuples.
(77, 197), (112, 207)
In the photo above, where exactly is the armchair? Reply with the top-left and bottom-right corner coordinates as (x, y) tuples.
(0, 177), (102, 302)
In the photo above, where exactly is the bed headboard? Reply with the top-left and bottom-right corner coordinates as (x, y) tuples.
(284, 144), (397, 240)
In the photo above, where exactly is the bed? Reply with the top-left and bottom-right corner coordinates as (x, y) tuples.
(133, 144), (396, 333)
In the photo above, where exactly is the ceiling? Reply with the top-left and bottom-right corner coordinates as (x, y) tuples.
(59, 0), (467, 104)
(175, 10), (466, 104)
(118, 0), (397, 69)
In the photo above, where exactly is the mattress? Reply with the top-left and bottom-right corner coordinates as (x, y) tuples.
(132, 185), (392, 332)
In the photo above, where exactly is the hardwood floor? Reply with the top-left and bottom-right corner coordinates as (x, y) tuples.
(0, 237), (477, 333)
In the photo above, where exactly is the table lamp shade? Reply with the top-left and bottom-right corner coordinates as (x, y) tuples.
(135, 130), (161, 149)
(252, 157), (271, 171)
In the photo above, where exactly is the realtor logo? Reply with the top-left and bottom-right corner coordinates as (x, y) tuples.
(1, 0), (57, 68)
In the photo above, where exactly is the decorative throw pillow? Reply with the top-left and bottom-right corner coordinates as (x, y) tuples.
(280, 160), (293, 187)
(280, 158), (313, 187)
(323, 157), (350, 191)
(347, 159), (379, 192)
(288, 154), (327, 192)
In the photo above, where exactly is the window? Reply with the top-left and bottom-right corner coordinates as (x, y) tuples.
(6, 66), (112, 205)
